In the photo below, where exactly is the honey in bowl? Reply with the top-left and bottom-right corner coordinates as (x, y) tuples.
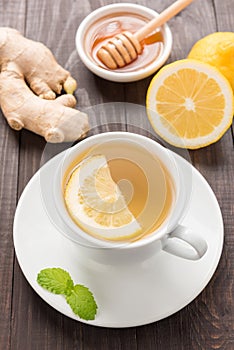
(84, 12), (164, 72)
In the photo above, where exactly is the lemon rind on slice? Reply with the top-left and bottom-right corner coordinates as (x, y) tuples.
(64, 154), (142, 242)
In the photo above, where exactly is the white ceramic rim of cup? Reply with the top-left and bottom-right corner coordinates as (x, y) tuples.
(53, 132), (186, 249)
(75, 3), (173, 82)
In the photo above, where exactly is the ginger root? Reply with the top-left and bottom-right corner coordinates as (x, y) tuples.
(0, 27), (89, 142)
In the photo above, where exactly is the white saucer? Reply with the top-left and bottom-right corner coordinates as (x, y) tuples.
(13, 151), (223, 328)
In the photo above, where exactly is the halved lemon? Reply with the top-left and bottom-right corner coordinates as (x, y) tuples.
(64, 154), (142, 241)
(146, 59), (234, 149)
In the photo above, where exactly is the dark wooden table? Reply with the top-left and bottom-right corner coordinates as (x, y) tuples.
(0, 0), (233, 349)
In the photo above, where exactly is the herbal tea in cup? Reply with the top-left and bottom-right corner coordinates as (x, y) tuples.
(63, 138), (175, 242)
(54, 132), (207, 261)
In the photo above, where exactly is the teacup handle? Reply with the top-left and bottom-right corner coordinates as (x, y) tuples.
(162, 225), (208, 260)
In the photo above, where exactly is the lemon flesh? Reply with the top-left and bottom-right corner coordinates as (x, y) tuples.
(64, 155), (142, 242)
(146, 59), (234, 149)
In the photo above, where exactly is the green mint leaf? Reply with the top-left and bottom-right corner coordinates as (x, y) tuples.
(37, 268), (98, 320)
(66, 284), (98, 320)
(37, 268), (74, 295)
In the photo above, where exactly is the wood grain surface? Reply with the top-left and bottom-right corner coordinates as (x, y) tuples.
(0, 0), (233, 349)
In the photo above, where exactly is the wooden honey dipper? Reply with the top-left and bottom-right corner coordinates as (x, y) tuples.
(97, 0), (195, 69)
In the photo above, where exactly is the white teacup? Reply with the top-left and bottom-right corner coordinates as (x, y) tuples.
(52, 132), (207, 263)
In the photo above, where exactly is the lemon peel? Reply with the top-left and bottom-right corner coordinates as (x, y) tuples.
(188, 32), (234, 92)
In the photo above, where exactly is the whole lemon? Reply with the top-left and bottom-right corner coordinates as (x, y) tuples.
(188, 32), (234, 92)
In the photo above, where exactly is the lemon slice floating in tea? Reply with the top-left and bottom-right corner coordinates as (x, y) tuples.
(64, 154), (142, 241)
(146, 59), (234, 149)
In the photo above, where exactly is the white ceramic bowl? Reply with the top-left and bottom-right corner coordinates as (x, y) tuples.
(75, 3), (173, 82)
